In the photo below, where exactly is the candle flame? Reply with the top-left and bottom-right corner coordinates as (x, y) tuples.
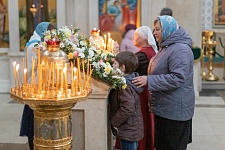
(63, 67), (67, 73)
(16, 64), (20, 71)
(74, 67), (77, 72)
(24, 68), (27, 73)
(13, 61), (16, 67)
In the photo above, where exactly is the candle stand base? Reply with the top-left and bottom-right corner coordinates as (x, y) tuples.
(205, 72), (219, 81)
(10, 88), (92, 150)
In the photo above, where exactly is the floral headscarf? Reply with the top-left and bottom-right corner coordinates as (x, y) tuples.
(158, 15), (179, 42)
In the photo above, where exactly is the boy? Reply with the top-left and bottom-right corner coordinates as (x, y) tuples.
(108, 51), (144, 150)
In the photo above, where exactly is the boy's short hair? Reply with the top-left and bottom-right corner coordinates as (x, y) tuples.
(115, 51), (138, 74)
(160, 7), (173, 16)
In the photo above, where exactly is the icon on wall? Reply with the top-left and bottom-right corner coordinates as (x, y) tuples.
(0, 0), (9, 48)
(99, 0), (140, 44)
(213, 0), (225, 27)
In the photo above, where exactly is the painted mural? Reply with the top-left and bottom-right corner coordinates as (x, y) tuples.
(0, 0), (8, 48)
(99, 0), (140, 44)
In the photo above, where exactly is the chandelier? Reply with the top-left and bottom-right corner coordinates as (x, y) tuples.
(30, 4), (44, 17)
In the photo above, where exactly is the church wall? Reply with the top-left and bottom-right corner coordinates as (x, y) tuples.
(167, 0), (202, 47)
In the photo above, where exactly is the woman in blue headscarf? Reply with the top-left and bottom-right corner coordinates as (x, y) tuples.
(132, 15), (195, 150)
(20, 22), (54, 150)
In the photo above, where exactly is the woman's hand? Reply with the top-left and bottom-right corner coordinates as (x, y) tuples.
(132, 76), (147, 88)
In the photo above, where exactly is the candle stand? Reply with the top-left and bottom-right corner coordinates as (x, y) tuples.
(204, 42), (219, 81)
(11, 88), (91, 149)
(11, 39), (93, 149)
(202, 30), (214, 80)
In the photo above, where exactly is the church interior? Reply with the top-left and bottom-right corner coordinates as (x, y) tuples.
(0, 0), (225, 150)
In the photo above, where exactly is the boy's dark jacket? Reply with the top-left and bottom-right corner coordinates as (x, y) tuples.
(108, 72), (144, 142)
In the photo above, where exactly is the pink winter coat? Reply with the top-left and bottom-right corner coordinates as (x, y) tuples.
(120, 30), (139, 53)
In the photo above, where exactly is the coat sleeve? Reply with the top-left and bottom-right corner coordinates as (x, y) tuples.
(120, 39), (126, 52)
(110, 86), (135, 128)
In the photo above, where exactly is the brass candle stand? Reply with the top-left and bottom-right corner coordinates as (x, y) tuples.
(203, 41), (219, 81)
(11, 40), (92, 149)
(202, 30), (214, 80)
(11, 87), (91, 150)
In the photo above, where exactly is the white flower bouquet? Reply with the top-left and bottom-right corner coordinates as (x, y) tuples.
(42, 26), (126, 89)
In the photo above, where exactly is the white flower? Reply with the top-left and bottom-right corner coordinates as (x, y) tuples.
(88, 49), (95, 58)
(101, 53), (107, 59)
(103, 72), (108, 77)
(121, 77), (126, 84)
(92, 62), (100, 68)
(78, 52), (85, 58)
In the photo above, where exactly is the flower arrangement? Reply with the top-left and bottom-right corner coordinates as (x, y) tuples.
(42, 26), (126, 89)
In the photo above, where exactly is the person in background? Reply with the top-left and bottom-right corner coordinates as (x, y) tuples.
(160, 7), (173, 16)
(109, 51), (144, 150)
(120, 24), (139, 53)
(20, 22), (55, 150)
(115, 26), (158, 150)
(133, 15), (195, 150)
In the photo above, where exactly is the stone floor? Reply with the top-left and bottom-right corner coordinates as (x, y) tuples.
(0, 66), (225, 150)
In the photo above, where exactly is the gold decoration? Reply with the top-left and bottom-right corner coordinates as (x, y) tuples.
(203, 41), (219, 81)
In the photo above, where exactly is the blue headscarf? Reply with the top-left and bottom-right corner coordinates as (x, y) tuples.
(158, 15), (179, 42)
(35, 22), (50, 38)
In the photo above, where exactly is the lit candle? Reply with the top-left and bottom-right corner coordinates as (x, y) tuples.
(77, 58), (81, 88)
(16, 64), (20, 90)
(84, 68), (93, 89)
(47, 66), (51, 91)
(74, 67), (77, 92)
(82, 59), (86, 86)
(86, 60), (89, 84)
(60, 68), (63, 90)
(38, 46), (40, 65)
(71, 62), (74, 91)
(31, 57), (35, 84)
(38, 61), (43, 90)
(63, 67), (67, 92)
(108, 32), (110, 39)
(23, 68), (27, 85)
(52, 63), (54, 90)
(13, 61), (17, 87)
(104, 34), (107, 50)
(26, 47), (28, 75)
(71, 25), (74, 34)
(56, 65), (59, 92)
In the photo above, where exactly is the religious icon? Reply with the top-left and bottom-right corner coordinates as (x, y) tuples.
(214, 0), (225, 27)
(99, 0), (140, 44)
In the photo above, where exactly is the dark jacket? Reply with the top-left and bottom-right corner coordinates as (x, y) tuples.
(147, 27), (195, 121)
(108, 72), (144, 142)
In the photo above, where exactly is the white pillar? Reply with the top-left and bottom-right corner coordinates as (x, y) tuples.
(56, 0), (66, 28)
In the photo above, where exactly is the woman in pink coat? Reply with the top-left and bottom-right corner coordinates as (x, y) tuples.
(120, 24), (139, 53)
